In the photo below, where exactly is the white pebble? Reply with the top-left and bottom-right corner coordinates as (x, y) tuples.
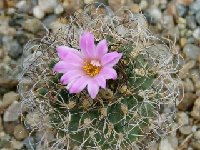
(54, 4), (64, 15)
(33, 6), (45, 19)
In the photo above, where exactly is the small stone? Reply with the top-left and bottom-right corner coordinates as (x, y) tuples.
(11, 140), (23, 150)
(0, 116), (3, 131)
(39, 0), (58, 13)
(14, 124), (29, 141)
(145, 7), (162, 24)
(43, 15), (57, 28)
(177, 93), (197, 111)
(16, 0), (31, 13)
(196, 11), (200, 25)
(193, 28), (200, 40)
(177, 0), (193, 6)
(186, 15), (197, 29)
(33, 6), (45, 19)
(131, 4), (140, 13)
(3, 122), (17, 135)
(183, 44), (200, 60)
(22, 18), (42, 33)
(84, 0), (95, 4)
(194, 131), (200, 140)
(0, 78), (18, 89)
(179, 125), (192, 135)
(179, 38), (187, 48)
(176, 4), (187, 17)
(0, 48), (4, 59)
(191, 97), (200, 120)
(176, 112), (189, 125)
(139, 0), (148, 10)
(8, 40), (22, 59)
(189, 0), (200, 14)
(159, 136), (178, 150)
(3, 101), (21, 122)
(191, 142), (200, 150)
(0, 91), (19, 109)
(183, 78), (194, 92)
(54, 4), (64, 15)
(179, 60), (196, 79)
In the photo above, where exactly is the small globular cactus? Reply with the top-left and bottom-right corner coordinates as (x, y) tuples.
(19, 4), (181, 150)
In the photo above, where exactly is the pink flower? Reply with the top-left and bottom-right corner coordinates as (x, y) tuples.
(53, 32), (122, 99)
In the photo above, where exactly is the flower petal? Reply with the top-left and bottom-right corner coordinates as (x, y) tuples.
(60, 70), (85, 85)
(57, 46), (83, 59)
(87, 79), (100, 99)
(96, 39), (108, 57)
(100, 67), (117, 80)
(80, 32), (95, 58)
(68, 76), (89, 93)
(57, 46), (83, 66)
(94, 74), (106, 89)
(53, 61), (82, 73)
(101, 52), (122, 67)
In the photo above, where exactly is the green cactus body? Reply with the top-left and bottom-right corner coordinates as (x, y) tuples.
(19, 4), (181, 150)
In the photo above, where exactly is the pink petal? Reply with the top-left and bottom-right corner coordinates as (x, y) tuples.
(57, 46), (83, 59)
(53, 61), (82, 73)
(57, 46), (83, 66)
(101, 52), (122, 67)
(60, 70), (84, 85)
(96, 39), (108, 57)
(94, 74), (106, 88)
(79, 32), (95, 58)
(100, 67), (117, 80)
(87, 79), (100, 99)
(68, 76), (89, 93)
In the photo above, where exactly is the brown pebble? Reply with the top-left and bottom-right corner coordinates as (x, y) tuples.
(177, 0), (193, 6)
(14, 124), (29, 140)
(177, 93), (197, 111)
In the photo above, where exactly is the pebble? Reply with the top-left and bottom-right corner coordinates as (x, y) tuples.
(33, 6), (45, 19)
(193, 28), (200, 40)
(0, 116), (2, 132)
(191, 142), (200, 150)
(176, 4), (187, 17)
(3, 101), (21, 122)
(3, 122), (17, 135)
(179, 37), (187, 48)
(184, 78), (194, 92)
(177, 92), (197, 111)
(194, 131), (200, 140)
(179, 125), (192, 135)
(183, 44), (200, 60)
(0, 48), (4, 59)
(176, 112), (189, 125)
(22, 18), (42, 33)
(10, 140), (24, 150)
(0, 91), (19, 110)
(145, 7), (162, 24)
(54, 4), (64, 15)
(159, 136), (178, 150)
(43, 15), (58, 28)
(195, 12), (200, 25)
(139, 0), (148, 10)
(191, 97), (200, 120)
(186, 15), (197, 29)
(8, 40), (22, 60)
(177, 0), (193, 6)
(84, 0), (95, 4)
(16, 0), (31, 13)
(14, 124), (29, 141)
(38, 0), (58, 13)
(189, 0), (200, 14)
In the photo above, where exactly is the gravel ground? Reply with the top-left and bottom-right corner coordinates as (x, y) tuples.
(0, 0), (200, 150)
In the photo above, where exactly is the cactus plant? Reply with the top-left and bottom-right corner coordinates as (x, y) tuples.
(18, 4), (181, 150)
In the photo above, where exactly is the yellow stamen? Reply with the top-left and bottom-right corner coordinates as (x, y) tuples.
(83, 61), (101, 77)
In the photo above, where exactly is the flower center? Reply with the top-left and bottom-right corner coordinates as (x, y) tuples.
(83, 60), (101, 77)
